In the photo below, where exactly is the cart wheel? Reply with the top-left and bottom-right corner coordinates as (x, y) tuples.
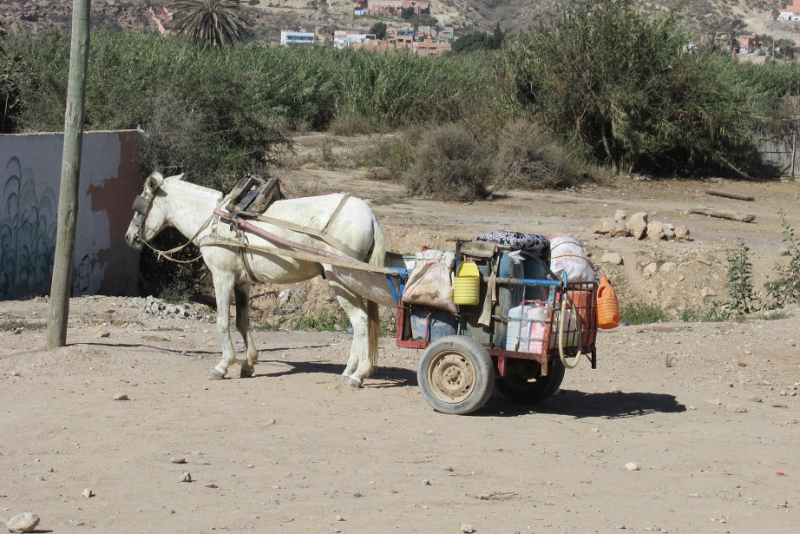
(496, 358), (565, 405)
(417, 335), (495, 415)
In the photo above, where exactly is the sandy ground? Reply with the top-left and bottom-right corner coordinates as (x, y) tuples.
(2, 134), (800, 533)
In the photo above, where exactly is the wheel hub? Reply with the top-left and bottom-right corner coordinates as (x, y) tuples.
(428, 352), (476, 404)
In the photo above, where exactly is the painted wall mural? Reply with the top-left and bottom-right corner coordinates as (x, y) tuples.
(0, 131), (143, 299)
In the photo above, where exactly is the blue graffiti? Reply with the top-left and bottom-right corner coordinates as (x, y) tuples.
(1, 156), (58, 299)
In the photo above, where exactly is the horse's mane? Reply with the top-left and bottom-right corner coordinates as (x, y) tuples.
(164, 176), (224, 202)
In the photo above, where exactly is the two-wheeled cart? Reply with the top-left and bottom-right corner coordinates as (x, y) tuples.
(391, 242), (598, 415)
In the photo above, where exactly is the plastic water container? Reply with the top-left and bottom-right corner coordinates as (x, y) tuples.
(453, 261), (481, 306)
(506, 303), (548, 353)
(597, 275), (621, 329)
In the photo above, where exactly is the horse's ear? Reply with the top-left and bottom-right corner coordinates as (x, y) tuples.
(145, 171), (164, 192)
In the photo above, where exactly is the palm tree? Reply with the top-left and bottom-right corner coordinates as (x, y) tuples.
(172, 0), (250, 49)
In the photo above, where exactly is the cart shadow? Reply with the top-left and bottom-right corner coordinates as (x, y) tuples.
(480, 389), (687, 419)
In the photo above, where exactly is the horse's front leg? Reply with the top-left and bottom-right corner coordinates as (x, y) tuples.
(234, 283), (259, 378)
(209, 271), (237, 380)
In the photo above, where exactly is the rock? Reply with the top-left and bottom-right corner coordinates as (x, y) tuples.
(659, 262), (676, 273)
(6, 512), (40, 533)
(675, 226), (691, 240)
(601, 253), (623, 266)
(646, 221), (666, 240)
(662, 223), (676, 239)
(112, 393), (129, 401)
(626, 212), (649, 239)
(180, 472), (192, 483)
(706, 399), (721, 405)
(442, 465), (454, 472)
(82, 488), (93, 498)
(748, 395), (762, 403)
(205, 483), (218, 488)
(170, 457), (187, 464)
(609, 222), (630, 238)
(700, 287), (716, 298)
(593, 218), (616, 234)
(461, 524), (475, 533)
(422, 479), (431, 486)
(643, 262), (658, 277)
(625, 462), (640, 471)
(95, 329), (110, 338)
(614, 209), (627, 222)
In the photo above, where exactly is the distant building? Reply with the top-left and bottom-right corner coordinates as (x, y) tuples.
(280, 31), (315, 46)
(334, 30), (377, 49)
(354, 0), (369, 15)
(777, 2), (800, 21)
(368, 0), (430, 16)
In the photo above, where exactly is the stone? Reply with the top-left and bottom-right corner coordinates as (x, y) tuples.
(659, 262), (676, 273)
(82, 488), (93, 498)
(647, 221), (666, 240)
(593, 218), (616, 234)
(675, 226), (691, 240)
(625, 462), (640, 471)
(706, 399), (721, 405)
(180, 472), (192, 483)
(643, 262), (658, 277)
(614, 209), (627, 222)
(748, 395), (762, 403)
(779, 248), (790, 256)
(461, 524), (475, 533)
(170, 457), (187, 464)
(95, 329), (110, 338)
(113, 393), (129, 401)
(609, 222), (630, 238)
(662, 223), (676, 239)
(626, 212), (649, 239)
(6, 512), (40, 533)
(700, 287), (716, 298)
(601, 253), (623, 265)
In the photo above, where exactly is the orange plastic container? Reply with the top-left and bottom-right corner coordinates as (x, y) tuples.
(597, 275), (621, 329)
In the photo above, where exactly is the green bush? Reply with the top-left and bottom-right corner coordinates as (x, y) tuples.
(766, 214), (800, 308)
(404, 123), (491, 201)
(620, 301), (669, 325)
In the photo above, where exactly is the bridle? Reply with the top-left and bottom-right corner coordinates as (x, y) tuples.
(129, 188), (157, 246)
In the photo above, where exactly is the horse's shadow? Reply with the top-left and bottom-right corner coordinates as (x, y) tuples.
(479, 389), (686, 419)
(254, 359), (417, 388)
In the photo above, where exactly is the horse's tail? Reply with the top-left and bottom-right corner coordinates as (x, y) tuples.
(369, 215), (386, 269)
(367, 300), (380, 371)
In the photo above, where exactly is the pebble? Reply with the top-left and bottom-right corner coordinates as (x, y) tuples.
(706, 399), (721, 405)
(461, 524), (475, 533)
(625, 462), (640, 471)
(112, 393), (129, 401)
(170, 457), (187, 464)
(70, 519), (84, 526)
(95, 329), (110, 338)
(6, 512), (40, 533)
(179, 472), (192, 483)
(335, 515), (344, 521)
(205, 483), (218, 489)
(748, 395), (762, 403)
(442, 465), (454, 472)
(82, 488), (93, 498)
(422, 479), (431, 486)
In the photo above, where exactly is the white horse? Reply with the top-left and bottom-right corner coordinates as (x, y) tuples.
(125, 172), (387, 388)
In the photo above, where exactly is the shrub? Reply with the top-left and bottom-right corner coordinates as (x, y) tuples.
(725, 240), (758, 314)
(492, 119), (590, 190)
(766, 214), (800, 307)
(404, 123), (490, 201)
(620, 301), (669, 325)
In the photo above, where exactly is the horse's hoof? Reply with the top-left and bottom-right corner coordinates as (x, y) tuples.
(346, 377), (363, 390)
(340, 375), (352, 386)
(240, 364), (255, 378)
(208, 369), (226, 380)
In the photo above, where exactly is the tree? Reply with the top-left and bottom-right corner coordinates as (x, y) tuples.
(452, 32), (488, 54)
(503, 0), (758, 176)
(369, 21), (387, 40)
(400, 7), (415, 20)
(172, 0), (250, 49)
(0, 21), (23, 133)
(488, 23), (504, 49)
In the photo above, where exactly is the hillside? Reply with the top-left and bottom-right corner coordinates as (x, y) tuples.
(1, 0), (796, 44)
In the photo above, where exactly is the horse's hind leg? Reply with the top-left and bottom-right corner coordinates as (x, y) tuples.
(234, 283), (259, 378)
(329, 280), (371, 389)
(209, 271), (237, 380)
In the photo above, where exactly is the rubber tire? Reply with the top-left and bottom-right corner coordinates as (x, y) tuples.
(417, 335), (495, 415)
(495, 358), (566, 405)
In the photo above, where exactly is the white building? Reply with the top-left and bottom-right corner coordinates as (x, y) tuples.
(777, 2), (800, 21)
(333, 30), (376, 49)
(280, 31), (315, 46)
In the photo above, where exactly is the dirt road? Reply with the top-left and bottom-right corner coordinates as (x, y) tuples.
(2, 137), (799, 533)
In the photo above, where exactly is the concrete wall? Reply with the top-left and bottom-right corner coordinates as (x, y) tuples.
(1, 131), (143, 299)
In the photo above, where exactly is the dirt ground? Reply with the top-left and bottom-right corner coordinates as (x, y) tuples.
(1, 133), (799, 533)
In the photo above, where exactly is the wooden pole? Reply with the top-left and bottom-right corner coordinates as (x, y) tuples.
(46, 0), (90, 348)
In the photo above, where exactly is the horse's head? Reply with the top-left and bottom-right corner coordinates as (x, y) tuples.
(125, 171), (178, 249)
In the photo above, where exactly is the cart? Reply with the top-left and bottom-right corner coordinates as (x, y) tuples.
(390, 241), (599, 415)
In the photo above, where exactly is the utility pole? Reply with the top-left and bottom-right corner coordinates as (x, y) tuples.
(46, 0), (90, 348)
